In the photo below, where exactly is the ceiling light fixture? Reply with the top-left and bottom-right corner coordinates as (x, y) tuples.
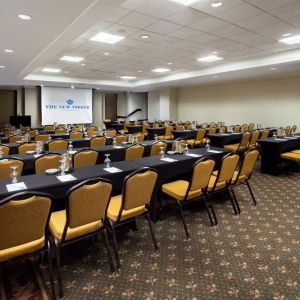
(270, 67), (277, 70)
(17, 14), (32, 20)
(279, 34), (300, 45)
(60, 56), (83, 62)
(141, 35), (150, 39)
(212, 51), (218, 54)
(138, 70), (142, 72)
(81, 63), (86, 66)
(4, 49), (14, 53)
(167, 62), (173, 65)
(169, 0), (201, 5)
(90, 32), (125, 44)
(104, 52), (110, 56)
(0, 65), (6, 69)
(71, 85), (75, 89)
(42, 68), (61, 73)
(120, 76), (137, 80)
(211, 1), (223, 8)
(152, 68), (171, 73)
(197, 55), (224, 62)
(282, 33), (292, 37)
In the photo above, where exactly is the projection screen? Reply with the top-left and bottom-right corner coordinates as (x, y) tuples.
(41, 87), (93, 125)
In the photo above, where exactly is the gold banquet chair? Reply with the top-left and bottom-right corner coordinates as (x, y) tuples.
(90, 136), (106, 147)
(186, 128), (205, 148)
(162, 157), (217, 237)
(142, 123), (150, 138)
(9, 135), (22, 143)
(55, 127), (67, 134)
(73, 149), (98, 168)
(70, 132), (83, 139)
(107, 168), (158, 269)
(0, 192), (56, 299)
(125, 144), (144, 161)
(241, 124), (248, 131)
(35, 134), (50, 141)
(48, 139), (68, 151)
(134, 133), (145, 142)
(248, 123), (255, 131)
(106, 129), (117, 137)
(0, 145), (10, 157)
(44, 125), (54, 131)
(49, 178), (114, 298)
(150, 142), (167, 156)
(18, 143), (37, 154)
(259, 129), (269, 140)
(0, 158), (24, 180)
(208, 127), (217, 134)
(231, 149), (260, 206)
(158, 126), (173, 140)
(35, 154), (61, 174)
(224, 132), (251, 152)
(291, 125), (297, 134)
(208, 153), (240, 215)
(248, 130), (260, 149)
(233, 125), (241, 133)
(87, 130), (99, 138)
(115, 135), (127, 144)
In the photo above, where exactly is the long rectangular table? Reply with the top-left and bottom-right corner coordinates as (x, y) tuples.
(0, 147), (229, 220)
(206, 133), (242, 147)
(172, 130), (198, 140)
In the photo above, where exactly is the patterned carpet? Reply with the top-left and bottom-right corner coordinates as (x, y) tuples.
(3, 164), (300, 299)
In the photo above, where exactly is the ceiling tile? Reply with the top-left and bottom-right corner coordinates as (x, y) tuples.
(189, 17), (229, 32)
(145, 20), (183, 35)
(118, 12), (158, 29)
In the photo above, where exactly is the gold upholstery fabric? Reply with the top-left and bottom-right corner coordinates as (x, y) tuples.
(48, 140), (68, 151)
(125, 145), (144, 160)
(260, 130), (269, 139)
(116, 135), (127, 144)
(18, 143), (36, 154)
(70, 132), (83, 139)
(35, 134), (49, 141)
(55, 128), (67, 134)
(238, 150), (259, 180)
(35, 154), (61, 174)
(291, 149), (300, 154)
(190, 160), (215, 191)
(90, 137), (106, 147)
(44, 125), (54, 131)
(248, 131), (260, 148)
(9, 135), (22, 143)
(281, 152), (300, 161)
(134, 133), (145, 142)
(87, 130), (99, 138)
(0, 159), (24, 179)
(73, 150), (98, 168)
(0, 145), (9, 156)
(248, 123), (255, 131)
(233, 125), (241, 133)
(150, 142), (167, 156)
(208, 127), (217, 134)
(106, 130), (117, 137)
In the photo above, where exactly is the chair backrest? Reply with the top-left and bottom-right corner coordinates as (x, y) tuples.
(55, 128), (67, 134)
(125, 144), (144, 161)
(260, 129), (269, 139)
(248, 130), (260, 147)
(26, 130), (36, 137)
(239, 132), (251, 150)
(214, 153), (240, 188)
(189, 158), (215, 192)
(0, 192), (52, 255)
(150, 142), (167, 156)
(233, 125), (241, 132)
(73, 150), (98, 168)
(208, 127), (217, 134)
(106, 129), (117, 137)
(90, 137), (106, 147)
(185, 124), (192, 130)
(291, 125), (297, 133)
(0, 145), (10, 156)
(241, 124), (248, 131)
(35, 134), (49, 141)
(0, 159), (24, 179)
(142, 123), (150, 133)
(122, 168), (158, 212)
(165, 126), (173, 137)
(176, 125), (184, 131)
(64, 179), (112, 237)
(87, 130), (99, 138)
(48, 139), (68, 151)
(134, 133), (145, 142)
(88, 126), (97, 132)
(18, 143), (36, 154)
(248, 123), (255, 131)
(9, 135), (22, 143)
(284, 126), (291, 135)
(235, 150), (259, 182)
(196, 129), (206, 141)
(209, 122), (216, 128)
(116, 135), (127, 144)
(5, 131), (15, 137)
(70, 132), (83, 139)
(44, 125), (54, 131)
(35, 154), (61, 174)
(219, 126), (227, 134)
(201, 122), (208, 128)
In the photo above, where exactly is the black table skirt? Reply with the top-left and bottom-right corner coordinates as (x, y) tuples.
(146, 128), (166, 140)
(172, 130), (197, 140)
(206, 133), (242, 147)
(126, 125), (143, 134)
(108, 123), (124, 131)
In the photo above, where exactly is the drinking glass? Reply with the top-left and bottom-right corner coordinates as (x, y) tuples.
(104, 154), (111, 168)
(68, 141), (73, 152)
(10, 165), (18, 184)
(159, 147), (165, 159)
(184, 144), (189, 154)
(59, 159), (66, 176)
(0, 146), (3, 159)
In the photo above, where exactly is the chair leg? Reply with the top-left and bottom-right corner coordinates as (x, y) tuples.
(146, 212), (158, 250)
(53, 237), (63, 298)
(226, 188), (239, 215)
(205, 194), (218, 226)
(176, 200), (190, 238)
(109, 221), (121, 269)
(229, 187), (241, 215)
(46, 239), (56, 300)
(102, 229), (115, 273)
(246, 180), (257, 206)
(0, 264), (5, 300)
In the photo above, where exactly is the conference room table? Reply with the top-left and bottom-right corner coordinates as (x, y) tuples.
(0, 147), (229, 220)
(206, 133), (242, 147)
(258, 135), (300, 175)
(107, 123), (124, 131)
(7, 140), (174, 174)
(172, 130), (198, 140)
(146, 127), (166, 140)
(126, 125), (143, 134)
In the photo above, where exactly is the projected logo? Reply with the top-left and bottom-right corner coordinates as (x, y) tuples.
(66, 99), (74, 105)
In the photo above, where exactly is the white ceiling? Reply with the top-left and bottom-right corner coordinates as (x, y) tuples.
(1, 0), (300, 91)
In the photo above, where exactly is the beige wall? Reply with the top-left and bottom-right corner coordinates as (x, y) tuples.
(24, 87), (41, 128)
(0, 90), (16, 126)
(178, 75), (300, 128)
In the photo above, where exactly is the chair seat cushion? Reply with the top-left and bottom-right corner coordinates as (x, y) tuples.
(224, 144), (239, 151)
(207, 175), (226, 191)
(186, 140), (202, 145)
(0, 237), (45, 262)
(232, 171), (246, 183)
(291, 149), (300, 154)
(49, 210), (102, 241)
(281, 152), (300, 161)
(107, 195), (145, 222)
(162, 180), (202, 201)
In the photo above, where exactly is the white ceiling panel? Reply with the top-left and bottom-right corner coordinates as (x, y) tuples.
(145, 20), (183, 35)
(118, 11), (158, 28)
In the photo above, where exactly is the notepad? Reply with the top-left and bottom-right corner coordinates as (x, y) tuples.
(56, 174), (76, 182)
(104, 167), (122, 173)
(160, 158), (178, 162)
(113, 146), (124, 149)
(208, 150), (222, 153)
(6, 182), (27, 192)
(33, 154), (42, 158)
(274, 139), (286, 141)
(185, 153), (202, 157)
(286, 137), (298, 139)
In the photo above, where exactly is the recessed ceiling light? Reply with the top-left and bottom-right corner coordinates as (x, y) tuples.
(17, 14), (32, 20)
(141, 35), (150, 39)
(81, 63), (86, 66)
(152, 68), (171, 73)
(211, 1), (223, 8)
(212, 51), (218, 54)
(138, 70), (142, 73)
(4, 49), (14, 53)
(90, 32), (125, 44)
(0, 65), (6, 69)
(169, 0), (201, 5)
(167, 62), (173, 65)
(270, 67), (277, 70)
(42, 68), (61, 73)
(60, 56), (83, 62)
(96, 88), (100, 90)
(282, 33), (292, 37)
(64, 71), (70, 74)
(71, 85), (74, 89)
(279, 34), (300, 45)
(197, 55), (224, 62)
(40, 84), (44, 87)
(120, 76), (137, 80)
(104, 52), (110, 56)
(214, 75), (219, 78)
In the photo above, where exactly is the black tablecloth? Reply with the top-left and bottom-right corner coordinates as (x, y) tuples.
(206, 133), (242, 147)
(258, 136), (300, 175)
(108, 123), (124, 131)
(146, 128), (166, 140)
(126, 125), (143, 134)
(172, 130), (197, 140)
